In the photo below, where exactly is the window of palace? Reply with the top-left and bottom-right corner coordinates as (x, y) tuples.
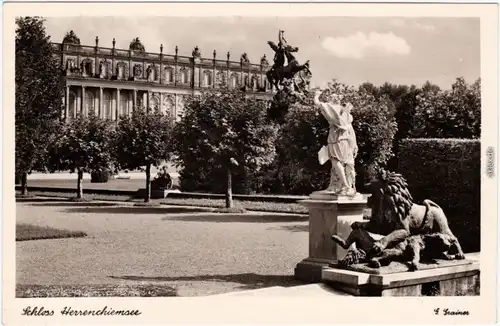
(148, 67), (156, 81)
(203, 72), (212, 87)
(120, 96), (128, 117)
(230, 75), (238, 88)
(165, 68), (174, 83)
(68, 92), (76, 119)
(83, 62), (93, 76)
(163, 99), (174, 114)
(181, 70), (189, 84)
(252, 77), (258, 89)
(85, 91), (95, 114)
(117, 64), (125, 80)
(103, 93), (112, 119)
(150, 97), (160, 111)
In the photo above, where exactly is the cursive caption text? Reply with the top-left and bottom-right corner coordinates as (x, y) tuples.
(22, 306), (142, 317)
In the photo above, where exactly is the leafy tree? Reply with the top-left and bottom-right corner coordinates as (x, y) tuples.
(129, 37), (145, 52)
(114, 107), (174, 202)
(411, 77), (480, 139)
(173, 89), (278, 208)
(15, 16), (64, 195)
(421, 80), (441, 94)
(50, 113), (115, 199)
(358, 82), (380, 99)
(62, 30), (80, 45)
(378, 82), (410, 105)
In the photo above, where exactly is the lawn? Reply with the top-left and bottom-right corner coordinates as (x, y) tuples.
(16, 223), (87, 241)
(16, 284), (177, 297)
(21, 178), (146, 191)
(162, 198), (309, 214)
(16, 191), (310, 214)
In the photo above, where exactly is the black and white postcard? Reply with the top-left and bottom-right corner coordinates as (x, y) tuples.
(2, 1), (498, 324)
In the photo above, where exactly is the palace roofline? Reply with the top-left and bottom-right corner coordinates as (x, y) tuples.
(51, 41), (271, 71)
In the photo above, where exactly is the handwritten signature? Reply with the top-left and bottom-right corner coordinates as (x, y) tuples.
(434, 308), (470, 316)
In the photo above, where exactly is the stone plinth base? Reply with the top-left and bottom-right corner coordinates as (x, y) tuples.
(295, 258), (332, 283)
(137, 189), (169, 199)
(294, 191), (367, 283)
(322, 259), (480, 296)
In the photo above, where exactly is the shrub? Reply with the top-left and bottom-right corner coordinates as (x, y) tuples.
(397, 138), (480, 253)
(90, 169), (114, 183)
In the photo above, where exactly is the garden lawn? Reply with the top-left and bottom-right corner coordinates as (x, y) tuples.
(16, 284), (177, 298)
(16, 223), (87, 241)
(16, 201), (309, 297)
(16, 191), (309, 214)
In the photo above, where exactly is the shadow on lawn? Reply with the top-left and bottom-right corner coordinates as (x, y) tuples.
(30, 202), (119, 207)
(164, 213), (307, 223)
(16, 198), (70, 203)
(267, 224), (309, 232)
(109, 273), (305, 291)
(63, 206), (214, 214)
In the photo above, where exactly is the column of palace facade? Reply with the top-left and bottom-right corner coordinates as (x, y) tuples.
(52, 37), (274, 123)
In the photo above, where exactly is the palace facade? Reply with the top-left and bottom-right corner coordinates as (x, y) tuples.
(52, 37), (274, 122)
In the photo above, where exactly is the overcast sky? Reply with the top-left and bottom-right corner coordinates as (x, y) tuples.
(44, 16), (480, 89)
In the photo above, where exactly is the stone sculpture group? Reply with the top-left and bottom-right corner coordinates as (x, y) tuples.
(333, 170), (466, 270)
(266, 30), (467, 271)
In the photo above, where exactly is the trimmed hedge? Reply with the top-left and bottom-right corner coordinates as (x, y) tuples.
(397, 138), (480, 253)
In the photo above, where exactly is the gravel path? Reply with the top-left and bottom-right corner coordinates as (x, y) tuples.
(16, 201), (309, 296)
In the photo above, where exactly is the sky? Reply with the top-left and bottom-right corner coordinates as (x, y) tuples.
(44, 16), (480, 90)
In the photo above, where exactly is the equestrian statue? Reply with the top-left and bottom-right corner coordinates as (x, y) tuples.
(266, 30), (312, 100)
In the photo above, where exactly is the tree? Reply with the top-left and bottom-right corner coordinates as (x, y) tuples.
(114, 107), (174, 202)
(129, 37), (145, 52)
(51, 113), (115, 199)
(62, 30), (81, 45)
(15, 16), (64, 195)
(173, 90), (278, 208)
(421, 80), (441, 94)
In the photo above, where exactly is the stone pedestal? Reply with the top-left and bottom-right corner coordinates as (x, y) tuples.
(294, 191), (367, 283)
(322, 259), (480, 296)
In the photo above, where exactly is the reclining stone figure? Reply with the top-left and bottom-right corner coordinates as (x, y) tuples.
(332, 230), (462, 271)
(352, 170), (465, 260)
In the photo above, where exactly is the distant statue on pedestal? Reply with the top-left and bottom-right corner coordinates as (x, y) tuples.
(192, 46), (201, 58)
(146, 65), (153, 81)
(99, 61), (106, 78)
(314, 89), (358, 196)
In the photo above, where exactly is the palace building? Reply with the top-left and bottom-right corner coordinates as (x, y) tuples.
(52, 36), (274, 122)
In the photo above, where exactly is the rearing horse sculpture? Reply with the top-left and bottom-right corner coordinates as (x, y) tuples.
(266, 44), (311, 91)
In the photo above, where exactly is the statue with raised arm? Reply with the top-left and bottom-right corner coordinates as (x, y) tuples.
(314, 89), (358, 196)
(267, 30), (287, 70)
(265, 30), (312, 123)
